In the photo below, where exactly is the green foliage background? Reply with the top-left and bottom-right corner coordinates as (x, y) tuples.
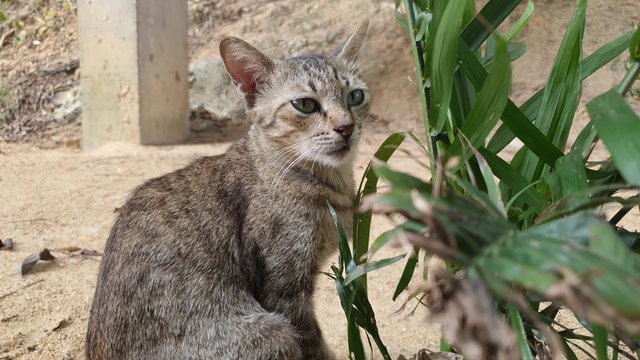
(330, 0), (640, 359)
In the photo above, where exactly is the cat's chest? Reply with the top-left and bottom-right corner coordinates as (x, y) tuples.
(245, 193), (352, 256)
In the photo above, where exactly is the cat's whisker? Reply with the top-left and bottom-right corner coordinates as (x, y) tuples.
(355, 55), (380, 73)
(266, 138), (312, 163)
(265, 135), (319, 165)
(271, 144), (320, 192)
(276, 145), (318, 182)
(270, 142), (314, 179)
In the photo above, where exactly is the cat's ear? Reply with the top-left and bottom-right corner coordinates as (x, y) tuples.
(333, 21), (369, 63)
(220, 37), (274, 108)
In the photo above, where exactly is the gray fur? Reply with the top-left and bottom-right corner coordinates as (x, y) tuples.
(86, 22), (369, 360)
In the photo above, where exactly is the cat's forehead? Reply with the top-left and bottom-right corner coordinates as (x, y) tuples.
(276, 54), (360, 84)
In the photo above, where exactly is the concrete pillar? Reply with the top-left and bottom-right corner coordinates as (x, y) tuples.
(78, 0), (189, 150)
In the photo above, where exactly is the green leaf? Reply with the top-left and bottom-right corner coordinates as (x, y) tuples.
(508, 304), (534, 360)
(554, 151), (588, 209)
(369, 221), (425, 256)
(528, 212), (602, 245)
(0, 11), (6, 22)
(392, 248), (420, 300)
(488, 32), (633, 155)
(589, 90), (640, 185)
(458, 42), (564, 166)
(478, 256), (558, 292)
(482, 41), (527, 65)
(478, 148), (547, 211)
(430, 0), (466, 131)
(590, 223), (640, 273)
(592, 325), (608, 360)
(519, 0), (586, 182)
(446, 171), (505, 218)
(449, 36), (511, 157)
(448, 38), (511, 161)
(475, 151), (505, 216)
(354, 133), (405, 274)
(372, 161), (431, 193)
(414, 12), (432, 42)
(343, 254), (406, 286)
(460, 0), (521, 51)
(504, 0), (534, 42)
(630, 25), (640, 61)
(367, 190), (420, 220)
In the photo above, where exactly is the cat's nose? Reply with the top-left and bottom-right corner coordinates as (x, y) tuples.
(334, 124), (354, 140)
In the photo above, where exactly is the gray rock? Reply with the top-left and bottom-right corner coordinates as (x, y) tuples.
(188, 58), (246, 133)
(51, 86), (81, 124)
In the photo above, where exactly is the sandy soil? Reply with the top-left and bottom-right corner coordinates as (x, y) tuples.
(1, 1), (639, 359)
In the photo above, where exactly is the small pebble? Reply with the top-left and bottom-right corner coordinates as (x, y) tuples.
(1, 238), (13, 250)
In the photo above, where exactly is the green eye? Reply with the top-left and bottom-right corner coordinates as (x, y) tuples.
(291, 98), (319, 114)
(347, 89), (365, 107)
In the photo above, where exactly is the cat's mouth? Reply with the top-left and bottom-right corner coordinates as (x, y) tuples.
(327, 144), (351, 157)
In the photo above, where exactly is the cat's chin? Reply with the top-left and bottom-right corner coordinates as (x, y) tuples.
(317, 144), (356, 167)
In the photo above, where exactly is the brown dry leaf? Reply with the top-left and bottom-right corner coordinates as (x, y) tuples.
(425, 258), (519, 360)
(57, 246), (81, 252)
(80, 249), (103, 257)
(52, 318), (71, 332)
(20, 248), (56, 276)
(397, 350), (463, 360)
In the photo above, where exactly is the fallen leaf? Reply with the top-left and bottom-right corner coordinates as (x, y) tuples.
(80, 249), (103, 256)
(52, 318), (71, 331)
(397, 350), (463, 360)
(20, 248), (56, 276)
(58, 246), (81, 252)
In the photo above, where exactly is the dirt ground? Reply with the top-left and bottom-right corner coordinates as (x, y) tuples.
(1, 1), (640, 359)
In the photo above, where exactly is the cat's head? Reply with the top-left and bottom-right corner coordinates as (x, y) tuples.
(220, 22), (369, 168)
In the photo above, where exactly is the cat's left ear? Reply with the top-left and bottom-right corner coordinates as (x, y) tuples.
(333, 21), (369, 63)
(220, 37), (274, 108)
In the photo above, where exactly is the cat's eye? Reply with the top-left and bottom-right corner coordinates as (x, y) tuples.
(291, 98), (319, 114)
(347, 89), (365, 107)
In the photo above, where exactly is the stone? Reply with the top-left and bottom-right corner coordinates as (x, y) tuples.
(51, 86), (82, 124)
(188, 58), (247, 139)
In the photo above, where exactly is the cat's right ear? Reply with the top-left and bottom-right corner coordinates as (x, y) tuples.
(220, 37), (273, 108)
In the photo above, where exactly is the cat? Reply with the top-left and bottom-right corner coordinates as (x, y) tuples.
(85, 21), (369, 360)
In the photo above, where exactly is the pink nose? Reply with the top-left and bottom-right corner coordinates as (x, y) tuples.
(334, 124), (354, 140)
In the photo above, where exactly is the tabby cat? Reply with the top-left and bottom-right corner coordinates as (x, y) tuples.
(86, 22), (369, 359)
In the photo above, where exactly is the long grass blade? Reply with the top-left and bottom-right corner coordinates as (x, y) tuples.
(592, 325), (608, 360)
(554, 151), (588, 209)
(430, 0), (466, 131)
(478, 148), (547, 211)
(589, 90), (640, 186)
(460, 0), (521, 51)
(517, 0), (586, 182)
(449, 36), (510, 157)
(392, 248), (420, 300)
(354, 133), (405, 272)
(458, 42), (564, 166)
(508, 304), (535, 360)
(488, 32), (634, 155)
(343, 255), (406, 286)
(504, 0), (534, 42)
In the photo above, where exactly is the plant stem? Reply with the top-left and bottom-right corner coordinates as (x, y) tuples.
(508, 304), (535, 360)
(403, 0), (436, 178)
(616, 61), (640, 96)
